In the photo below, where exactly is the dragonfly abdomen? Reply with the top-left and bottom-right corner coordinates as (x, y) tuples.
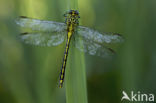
(59, 32), (72, 88)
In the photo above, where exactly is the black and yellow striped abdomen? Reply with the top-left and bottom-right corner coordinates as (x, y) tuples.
(59, 31), (72, 88)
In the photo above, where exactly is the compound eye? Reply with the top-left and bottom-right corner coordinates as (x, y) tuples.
(75, 11), (79, 15)
(69, 10), (72, 14)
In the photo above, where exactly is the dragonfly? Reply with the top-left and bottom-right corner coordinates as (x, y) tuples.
(15, 10), (124, 88)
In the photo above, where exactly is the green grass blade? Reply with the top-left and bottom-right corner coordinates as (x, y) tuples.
(65, 47), (88, 103)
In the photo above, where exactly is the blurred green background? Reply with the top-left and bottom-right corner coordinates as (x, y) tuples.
(0, 0), (156, 103)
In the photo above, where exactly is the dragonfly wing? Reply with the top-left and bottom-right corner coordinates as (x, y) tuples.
(74, 36), (115, 58)
(15, 16), (66, 32)
(18, 31), (66, 46)
(77, 26), (124, 44)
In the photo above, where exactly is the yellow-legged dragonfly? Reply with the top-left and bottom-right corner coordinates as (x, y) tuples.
(15, 10), (124, 88)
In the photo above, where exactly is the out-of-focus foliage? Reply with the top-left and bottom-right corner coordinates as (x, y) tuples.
(0, 0), (156, 103)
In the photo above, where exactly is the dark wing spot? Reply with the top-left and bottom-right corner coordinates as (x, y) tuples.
(108, 48), (115, 54)
(19, 16), (28, 18)
(20, 32), (29, 35)
(113, 33), (122, 36)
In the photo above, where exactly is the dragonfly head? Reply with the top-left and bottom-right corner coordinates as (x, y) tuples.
(64, 10), (80, 26)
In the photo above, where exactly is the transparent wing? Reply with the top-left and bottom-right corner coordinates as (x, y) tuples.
(18, 31), (66, 46)
(75, 26), (124, 58)
(74, 36), (115, 58)
(15, 16), (66, 32)
(77, 26), (124, 44)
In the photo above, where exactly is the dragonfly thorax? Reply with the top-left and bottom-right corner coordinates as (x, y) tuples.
(64, 10), (80, 28)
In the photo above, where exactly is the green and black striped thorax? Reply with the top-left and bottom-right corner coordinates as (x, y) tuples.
(64, 10), (80, 31)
